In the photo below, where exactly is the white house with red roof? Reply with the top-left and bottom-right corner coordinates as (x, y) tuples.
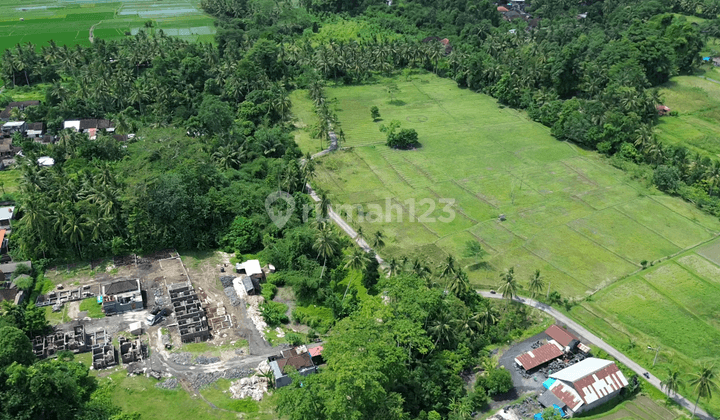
(543, 358), (628, 416)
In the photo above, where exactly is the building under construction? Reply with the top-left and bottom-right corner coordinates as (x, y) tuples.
(168, 282), (209, 343)
(91, 329), (116, 370)
(119, 336), (145, 364)
(32, 325), (88, 359)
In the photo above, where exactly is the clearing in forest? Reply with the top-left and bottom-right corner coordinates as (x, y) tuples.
(0, 0), (215, 53)
(290, 73), (720, 297)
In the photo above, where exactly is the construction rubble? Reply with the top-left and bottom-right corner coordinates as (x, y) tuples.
(229, 376), (269, 401)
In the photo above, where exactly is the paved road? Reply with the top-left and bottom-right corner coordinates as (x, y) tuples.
(479, 292), (715, 420)
(305, 182), (384, 265)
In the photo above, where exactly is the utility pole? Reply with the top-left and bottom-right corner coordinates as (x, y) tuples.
(546, 281), (551, 299)
(647, 345), (661, 366)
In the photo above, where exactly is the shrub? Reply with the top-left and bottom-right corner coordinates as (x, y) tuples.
(476, 367), (513, 396)
(653, 165), (681, 193)
(260, 301), (289, 327)
(387, 128), (420, 150)
(291, 305), (334, 333)
(285, 332), (304, 346)
(261, 283), (278, 301)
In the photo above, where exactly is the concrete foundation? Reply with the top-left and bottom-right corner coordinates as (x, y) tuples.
(169, 282), (209, 343)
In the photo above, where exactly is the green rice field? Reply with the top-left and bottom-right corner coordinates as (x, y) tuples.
(291, 73), (720, 298)
(569, 238), (720, 416)
(584, 395), (684, 420)
(656, 75), (720, 158)
(0, 0), (215, 53)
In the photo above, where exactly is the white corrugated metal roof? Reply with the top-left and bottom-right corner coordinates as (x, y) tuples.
(64, 120), (80, 131)
(3, 121), (25, 127)
(550, 358), (614, 382)
(237, 259), (263, 276)
(0, 207), (14, 221)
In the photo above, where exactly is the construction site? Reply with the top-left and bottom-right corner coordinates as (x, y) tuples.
(168, 282), (210, 344)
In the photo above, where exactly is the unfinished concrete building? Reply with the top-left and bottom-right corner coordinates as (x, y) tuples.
(169, 282), (209, 343)
(91, 329), (117, 370)
(35, 285), (96, 309)
(32, 325), (88, 359)
(119, 336), (144, 364)
(101, 279), (143, 315)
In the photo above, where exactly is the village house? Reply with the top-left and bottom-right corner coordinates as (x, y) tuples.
(1, 121), (27, 137)
(0, 101), (39, 122)
(64, 119), (115, 136)
(268, 347), (318, 388)
(656, 105), (671, 116)
(714, 57), (720, 67)
(25, 122), (45, 139)
(0, 206), (15, 231)
(101, 279), (143, 315)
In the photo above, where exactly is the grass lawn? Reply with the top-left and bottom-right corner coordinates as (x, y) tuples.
(44, 304), (69, 325)
(199, 378), (278, 419)
(0, 0), (215, 54)
(569, 238), (720, 416)
(292, 72), (720, 297)
(656, 75), (720, 158)
(582, 395), (685, 419)
(79, 297), (105, 318)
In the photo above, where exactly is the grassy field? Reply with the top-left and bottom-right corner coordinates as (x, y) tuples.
(0, 0), (215, 53)
(569, 238), (720, 416)
(291, 73), (720, 297)
(79, 296), (105, 318)
(656, 75), (720, 158)
(583, 395), (685, 419)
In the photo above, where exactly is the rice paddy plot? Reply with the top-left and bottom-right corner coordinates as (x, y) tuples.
(570, 238), (720, 416)
(656, 76), (720, 158)
(0, 0), (215, 52)
(292, 72), (720, 297)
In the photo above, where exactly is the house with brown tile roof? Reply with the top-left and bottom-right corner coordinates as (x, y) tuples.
(269, 347), (318, 388)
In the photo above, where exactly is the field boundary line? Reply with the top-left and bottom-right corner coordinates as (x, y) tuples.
(665, 258), (720, 301)
(560, 159), (600, 187)
(637, 273), (719, 333)
(564, 221), (639, 267)
(379, 153), (416, 189)
(465, 229), (499, 255)
(425, 185), (479, 224)
(400, 154), (439, 185)
(351, 149), (394, 190)
(451, 179), (499, 209)
(644, 193), (719, 235)
(409, 78), (458, 121)
(522, 245), (592, 290)
(612, 202), (701, 250)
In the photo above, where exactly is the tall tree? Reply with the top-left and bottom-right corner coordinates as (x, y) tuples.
(528, 269), (544, 299)
(497, 267), (518, 306)
(689, 364), (718, 418)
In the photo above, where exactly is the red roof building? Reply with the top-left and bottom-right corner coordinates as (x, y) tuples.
(547, 358), (628, 414)
(514, 341), (564, 370)
(497, 6), (509, 12)
(308, 346), (323, 358)
(545, 325), (577, 348)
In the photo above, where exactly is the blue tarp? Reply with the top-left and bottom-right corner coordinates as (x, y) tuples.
(704, 57), (711, 61)
(534, 405), (565, 419)
(96, 296), (103, 304)
(543, 378), (557, 389)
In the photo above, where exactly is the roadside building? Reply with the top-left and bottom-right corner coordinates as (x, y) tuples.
(541, 358), (628, 416)
(101, 279), (143, 315)
(545, 325), (591, 354)
(37, 156), (55, 167)
(515, 340), (564, 371)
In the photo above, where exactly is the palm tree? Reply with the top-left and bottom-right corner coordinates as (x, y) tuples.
(411, 258), (431, 279)
(448, 268), (470, 298)
(319, 193), (330, 220)
(439, 254), (456, 279)
(478, 302), (498, 332)
(661, 369), (683, 397)
(429, 311), (456, 349)
(355, 226), (365, 245)
(455, 312), (482, 338)
(371, 230), (385, 248)
(528, 269), (544, 299)
(343, 247), (370, 301)
(384, 258), (400, 277)
(497, 267), (518, 306)
(313, 224), (338, 279)
(689, 364), (718, 418)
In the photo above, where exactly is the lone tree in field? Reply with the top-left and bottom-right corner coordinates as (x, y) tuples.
(463, 240), (485, 270)
(380, 120), (420, 150)
(385, 82), (400, 103)
(370, 106), (380, 121)
(661, 369), (683, 397)
(689, 364), (718, 418)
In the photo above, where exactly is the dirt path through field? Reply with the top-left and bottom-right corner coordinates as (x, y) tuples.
(89, 21), (102, 43)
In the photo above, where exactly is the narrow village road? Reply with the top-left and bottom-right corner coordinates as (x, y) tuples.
(479, 291), (716, 420)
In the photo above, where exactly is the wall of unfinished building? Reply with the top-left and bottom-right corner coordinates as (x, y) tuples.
(168, 283), (210, 343)
(32, 325), (88, 359)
